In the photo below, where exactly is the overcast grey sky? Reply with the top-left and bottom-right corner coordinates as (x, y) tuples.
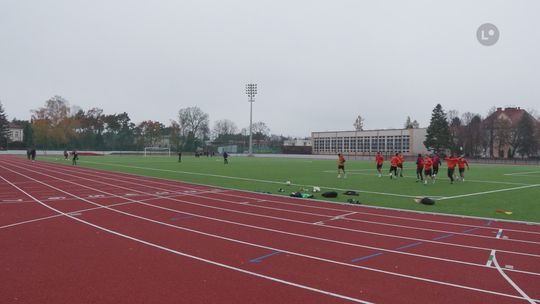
(1, 0), (539, 136)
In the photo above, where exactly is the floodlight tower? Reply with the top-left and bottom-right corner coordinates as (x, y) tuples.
(245, 83), (257, 156)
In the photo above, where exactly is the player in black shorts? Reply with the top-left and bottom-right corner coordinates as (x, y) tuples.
(71, 150), (79, 165)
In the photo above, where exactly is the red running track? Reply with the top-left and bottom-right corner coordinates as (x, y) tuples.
(1, 156), (539, 303)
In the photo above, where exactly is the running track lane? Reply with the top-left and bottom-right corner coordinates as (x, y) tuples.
(5, 160), (540, 300)
(11, 160), (540, 276)
(1, 159), (540, 302)
(0, 172), (532, 304)
(25, 156), (540, 238)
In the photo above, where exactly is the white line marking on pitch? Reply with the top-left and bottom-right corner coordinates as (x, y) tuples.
(439, 184), (540, 201)
(62, 163), (540, 236)
(492, 252), (535, 304)
(81, 161), (421, 199)
(2, 166), (537, 302)
(504, 171), (540, 176)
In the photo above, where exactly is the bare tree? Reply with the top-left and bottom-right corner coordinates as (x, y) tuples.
(404, 116), (420, 129)
(212, 119), (238, 139)
(31, 95), (71, 127)
(178, 106), (210, 139)
(251, 121), (270, 137)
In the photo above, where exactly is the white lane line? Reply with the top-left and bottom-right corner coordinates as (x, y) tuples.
(316, 212), (358, 225)
(486, 250), (496, 267)
(29, 162), (540, 245)
(1, 164), (538, 302)
(496, 229), (504, 239)
(47, 196), (66, 200)
(439, 184), (540, 201)
(52, 159), (540, 235)
(492, 252), (535, 304)
(11, 161), (540, 260)
(5, 161), (540, 282)
(0, 175), (373, 304)
(0, 191), (221, 230)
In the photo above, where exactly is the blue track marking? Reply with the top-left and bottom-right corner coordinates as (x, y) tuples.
(462, 227), (481, 234)
(250, 251), (281, 263)
(350, 252), (383, 263)
(395, 241), (423, 251)
(432, 233), (454, 241)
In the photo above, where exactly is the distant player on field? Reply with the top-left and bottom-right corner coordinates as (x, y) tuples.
(71, 150), (79, 165)
(375, 151), (384, 177)
(337, 153), (346, 178)
(415, 154), (424, 182)
(63, 150), (69, 160)
(223, 151), (229, 164)
(457, 156), (470, 181)
(423, 154), (434, 185)
(444, 154), (459, 184)
(389, 153), (399, 179)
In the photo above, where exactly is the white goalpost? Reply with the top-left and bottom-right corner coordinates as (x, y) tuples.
(143, 147), (171, 157)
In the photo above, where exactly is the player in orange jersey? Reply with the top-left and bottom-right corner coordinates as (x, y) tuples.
(444, 154), (459, 184)
(337, 153), (346, 178)
(457, 157), (470, 182)
(375, 151), (384, 177)
(397, 152), (405, 177)
(389, 153), (399, 179)
(423, 154), (434, 185)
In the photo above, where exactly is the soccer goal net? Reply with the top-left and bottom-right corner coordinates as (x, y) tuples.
(143, 147), (171, 157)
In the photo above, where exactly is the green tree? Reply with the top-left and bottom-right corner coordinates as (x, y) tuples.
(0, 101), (9, 149)
(424, 104), (452, 154)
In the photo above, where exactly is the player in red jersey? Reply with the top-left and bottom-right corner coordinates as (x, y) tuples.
(375, 151), (384, 177)
(337, 153), (346, 178)
(415, 154), (424, 182)
(431, 153), (442, 180)
(457, 157), (470, 181)
(444, 154), (459, 184)
(397, 152), (405, 177)
(423, 154), (434, 185)
(389, 153), (399, 179)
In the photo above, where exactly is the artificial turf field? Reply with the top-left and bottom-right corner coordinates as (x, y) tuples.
(42, 155), (540, 223)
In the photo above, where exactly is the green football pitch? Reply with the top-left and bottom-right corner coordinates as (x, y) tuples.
(43, 155), (540, 223)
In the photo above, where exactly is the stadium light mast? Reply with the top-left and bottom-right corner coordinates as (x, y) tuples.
(245, 83), (257, 156)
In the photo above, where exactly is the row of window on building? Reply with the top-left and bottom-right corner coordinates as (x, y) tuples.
(313, 135), (410, 153)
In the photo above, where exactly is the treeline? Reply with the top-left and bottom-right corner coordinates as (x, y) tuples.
(1, 96), (283, 152)
(424, 104), (540, 158)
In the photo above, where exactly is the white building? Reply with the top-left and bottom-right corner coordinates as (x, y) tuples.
(312, 128), (428, 156)
(283, 138), (312, 147)
(9, 124), (23, 142)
